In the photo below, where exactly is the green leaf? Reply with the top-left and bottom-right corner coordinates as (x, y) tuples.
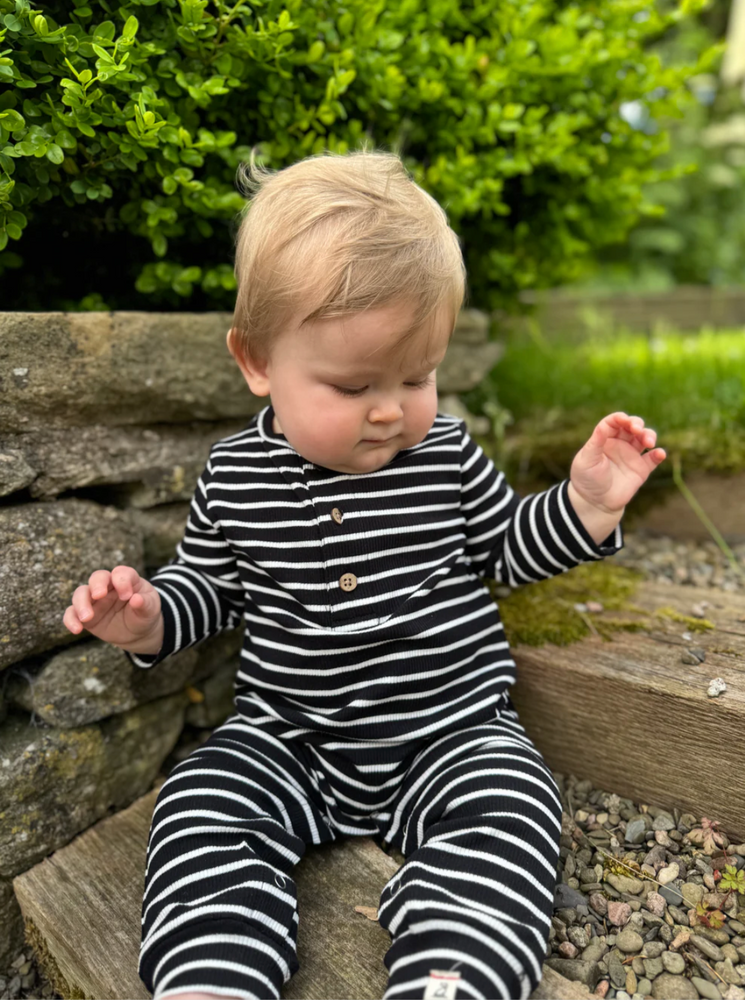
(3, 14), (22, 31)
(152, 231), (167, 256)
(0, 231), (8, 252)
(0, 110), (25, 131)
(55, 130), (77, 149)
(34, 15), (49, 36)
(46, 144), (64, 164)
(123, 15), (139, 40)
(162, 175), (177, 194)
(6, 223), (21, 240)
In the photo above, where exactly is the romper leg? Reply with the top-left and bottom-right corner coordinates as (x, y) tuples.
(138, 715), (335, 1000)
(377, 704), (562, 1000)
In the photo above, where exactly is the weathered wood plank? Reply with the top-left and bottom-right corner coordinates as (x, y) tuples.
(14, 778), (585, 999)
(512, 580), (745, 841)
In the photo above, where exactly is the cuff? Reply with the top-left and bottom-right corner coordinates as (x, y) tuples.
(557, 479), (625, 559)
(123, 585), (179, 669)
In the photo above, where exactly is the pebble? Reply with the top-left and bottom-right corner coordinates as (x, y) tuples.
(608, 901), (633, 927)
(617, 928), (644, 953)
(652, 973), (699, 999)
(658, 863), (680, 884)
(662, 951), (686, 974)
(625, 819), (648, 845)
(646, 892), (667, 916)
(708, 677), (727, 698)
(691, 977), (724, 1000)
(691, 934), (726, 962)
(545, 770), (745, 1000)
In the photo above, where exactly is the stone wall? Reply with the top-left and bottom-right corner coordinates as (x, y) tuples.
(0, 308), (500, 966)
(499, 285), (745, 335)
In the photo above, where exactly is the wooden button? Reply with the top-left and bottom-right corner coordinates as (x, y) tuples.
(331, 507), (343, 524)
(340, 573), (357, 592)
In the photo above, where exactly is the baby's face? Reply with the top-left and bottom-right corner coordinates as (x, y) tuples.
(234, 301), (452, 474)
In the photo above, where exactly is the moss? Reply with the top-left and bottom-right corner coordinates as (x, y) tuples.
(493, 561), (646, 647)
(24, 916), (86, 1000)
(653, 607), (715, 631)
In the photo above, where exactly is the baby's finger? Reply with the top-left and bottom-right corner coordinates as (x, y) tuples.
(110, 565), (141, 602)
(72, 583), (95, 622)
(88, 569), (112, 601)
(64, 604), (84, 634)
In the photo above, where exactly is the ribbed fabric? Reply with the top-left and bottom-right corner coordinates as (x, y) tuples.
(125, 404), (623, 748)
(138, 708), (562, 1000)
(129, 404), (622, 999)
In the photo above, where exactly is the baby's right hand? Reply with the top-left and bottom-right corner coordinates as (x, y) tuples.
(63, 566), (163, 651)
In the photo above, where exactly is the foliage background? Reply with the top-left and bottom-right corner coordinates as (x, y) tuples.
(0, 0), (718, 313)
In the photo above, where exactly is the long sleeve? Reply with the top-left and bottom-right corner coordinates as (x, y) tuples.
(124, 452), (244, 669)
(459, 420), (624, 585)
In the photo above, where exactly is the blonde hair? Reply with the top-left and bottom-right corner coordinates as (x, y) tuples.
(230, 147), (467, 367)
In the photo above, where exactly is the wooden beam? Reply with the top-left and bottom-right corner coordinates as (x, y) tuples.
(511, 580), (745, 841)
(13, 780), (585, 999)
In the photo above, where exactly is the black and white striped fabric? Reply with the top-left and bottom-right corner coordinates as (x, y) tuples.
(126, 404), (623, 750)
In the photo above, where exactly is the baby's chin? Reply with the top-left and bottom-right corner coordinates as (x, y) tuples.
(308, 445), (399, 474)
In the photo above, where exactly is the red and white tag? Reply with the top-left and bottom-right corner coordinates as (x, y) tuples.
(423, 969), (461, 1000)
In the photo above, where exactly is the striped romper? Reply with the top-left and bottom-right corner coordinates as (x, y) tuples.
(126, 404), (623, 1000)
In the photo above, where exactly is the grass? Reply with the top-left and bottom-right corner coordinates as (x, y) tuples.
(462, 324), (745, 477)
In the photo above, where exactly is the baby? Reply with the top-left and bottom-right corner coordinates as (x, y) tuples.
(63, 149), (666, 1000)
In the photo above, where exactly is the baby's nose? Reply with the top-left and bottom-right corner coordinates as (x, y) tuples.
(370, 398), (404, 422)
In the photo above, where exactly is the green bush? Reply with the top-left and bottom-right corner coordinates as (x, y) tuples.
(0, 0), (720, 311)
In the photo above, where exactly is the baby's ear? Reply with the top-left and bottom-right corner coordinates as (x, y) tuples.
(227, 333), (271, 396)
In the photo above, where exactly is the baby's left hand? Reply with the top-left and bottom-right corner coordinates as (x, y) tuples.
(570, 412), (667, 514)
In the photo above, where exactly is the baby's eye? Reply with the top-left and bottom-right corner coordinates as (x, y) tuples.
(331, 385), (367, 397)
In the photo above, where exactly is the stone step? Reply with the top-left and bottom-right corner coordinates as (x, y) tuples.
(13, 780), (587, 999)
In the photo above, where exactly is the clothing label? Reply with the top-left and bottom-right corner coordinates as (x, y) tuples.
(423, 969), (461, 1000)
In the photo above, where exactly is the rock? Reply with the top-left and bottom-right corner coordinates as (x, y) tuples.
(558, 941), (578, 959)
(683, 883), (705, 907)
(618, 929), (645, 953)
(608, 901), (633, 927)
(652, 814), (676, 832)
(625, 819), (648, 844)
(644, 845), (668, 869)
(638, 977), (653, 996)
(645, 942), (667, 959)
(554, 883), (588, 910)
(662, 952), (686, 974)
(690, 977), (723, 1000)
(691, 935), (726, 963)
(0, 498), (142, 669)
(643, 957), (664, 978)
(651, 973), (699, 999)
(646, 892), (667, 917)
(609, 952), (628, 988)
(544, 958), (601, 990)
(0, 694), (187, 878)
(590, 892), (609, 916)
(669, 905), (690, 925)
(723, 987), (745, 1000)
(660, 884), (685, 906)
(581, 941), (608, 965)
(608, 874), (645, 895)
(715, 958), (744, 986)
(658, 864), (680, 885)
(707, 677), (727, 698)
(3, 630), (223, 727)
